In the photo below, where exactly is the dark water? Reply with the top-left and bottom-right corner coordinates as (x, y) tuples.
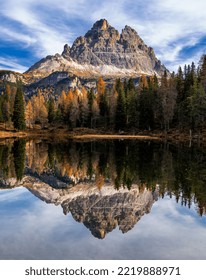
(0, 139), (206, 259)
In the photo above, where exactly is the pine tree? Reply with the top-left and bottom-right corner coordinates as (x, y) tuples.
(139, 88), (154, 130)
(175, 66), (185, 127)
(127, 88), (139, 130)
(12, 87), (26, 130)
(159, 72), (177, 130)
(187, 78), (206, 131)
(125, 79), (135, 127)
(115, 80), (126, 131)
(99, 91), (109, 128)
(107, 87), (117, 129)
(87, 89), (94, 128)
(127, 78), (136, 92)
(138, 75), (155, 130)
(48, 99), (55, 123)
(97, 77), (108, 128)
(0, 96), (4, 122)
(147, 75), (161, 128)
(199, 54), (206, 91)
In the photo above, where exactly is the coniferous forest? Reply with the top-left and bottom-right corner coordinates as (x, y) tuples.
(1, 55), (206, 136)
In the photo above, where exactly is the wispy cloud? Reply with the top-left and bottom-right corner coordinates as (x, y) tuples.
(0, 0), (75, 57)
(0, 0), (206, 72)
(1, 27), (36, 46)
(0, 57), (28, 72)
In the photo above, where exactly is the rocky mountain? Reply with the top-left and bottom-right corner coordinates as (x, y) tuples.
(0, 19), (168, 96)
(25, 19), (167, 82)
(0, 70), (24, 84)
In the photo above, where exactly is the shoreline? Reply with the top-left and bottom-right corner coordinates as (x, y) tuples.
(0, 130), (161, 141)
(0, 128), (205, 144)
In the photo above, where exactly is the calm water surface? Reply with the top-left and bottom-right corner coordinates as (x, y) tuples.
(0, 139), (206, 259)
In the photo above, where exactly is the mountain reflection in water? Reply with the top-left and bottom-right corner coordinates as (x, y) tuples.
(1, 139), (206, 240)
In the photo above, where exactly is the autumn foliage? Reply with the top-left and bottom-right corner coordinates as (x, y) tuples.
(1, 55), (206, 133)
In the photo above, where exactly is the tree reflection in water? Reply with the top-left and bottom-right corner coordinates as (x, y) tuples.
(1, 139), (206, 222)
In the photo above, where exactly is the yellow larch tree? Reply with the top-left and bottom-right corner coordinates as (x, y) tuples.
(139, 75), (148, 90)
(26, 100), (34, 128)
(97, 77), (106, 95)
(32, 90), (48, 126)
(58, 90), (67, 116)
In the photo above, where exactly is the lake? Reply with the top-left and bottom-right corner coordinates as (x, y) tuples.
(0, 139), (206, 259)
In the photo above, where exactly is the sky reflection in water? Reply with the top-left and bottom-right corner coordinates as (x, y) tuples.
(0, 187), (206, 260)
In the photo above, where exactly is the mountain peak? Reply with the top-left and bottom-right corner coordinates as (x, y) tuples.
(84, 18), (119, 41)
(92, 19), (109, 31)
(123, 25), (136, 33)
(27, 19), (168, 80)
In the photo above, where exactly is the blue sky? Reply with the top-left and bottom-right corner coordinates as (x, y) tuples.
(0, 0), (206, 73)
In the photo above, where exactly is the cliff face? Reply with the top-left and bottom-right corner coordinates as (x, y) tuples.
(66, 19), (164, 74)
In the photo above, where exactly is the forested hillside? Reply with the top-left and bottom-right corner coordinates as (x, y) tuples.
(1, 55), (206, 136)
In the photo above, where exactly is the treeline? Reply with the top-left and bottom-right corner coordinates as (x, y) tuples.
(1, 55), (206, 132)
